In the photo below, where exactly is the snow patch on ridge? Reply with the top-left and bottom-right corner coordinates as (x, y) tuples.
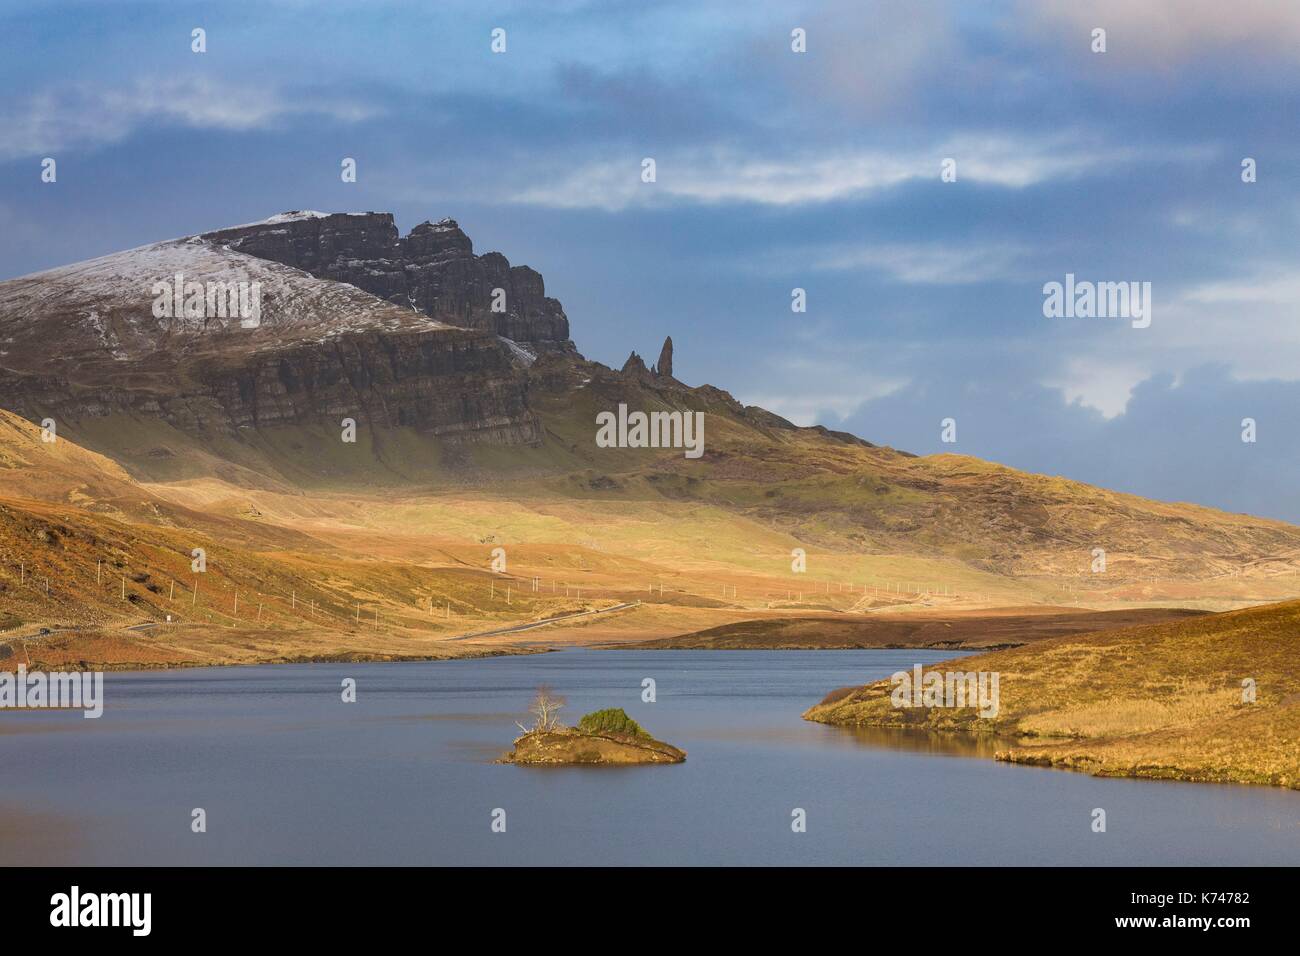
(0, 238), (463, 372)
(217, 210), (375, 232)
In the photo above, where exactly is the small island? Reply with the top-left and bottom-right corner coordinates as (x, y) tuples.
(499, 690), (685, 766)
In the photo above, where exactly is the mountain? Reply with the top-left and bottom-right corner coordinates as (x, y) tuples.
(0, 219), (540, 487)
(2, 211), (1299, 665)
(200, 211), (572, 349)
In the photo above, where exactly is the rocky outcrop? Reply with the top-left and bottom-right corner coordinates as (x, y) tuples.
(202, 213), (574, 351)
(654, 336), (674, 379)
(621, 350), (651, 378)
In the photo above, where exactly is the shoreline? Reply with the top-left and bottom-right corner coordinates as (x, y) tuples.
(801, 599), (1300, 793)
(606, 607), (1210, 651)
(811, 716), (1300, 791)
(3, 643), (549, 675)
(991, 749), (1300, 789)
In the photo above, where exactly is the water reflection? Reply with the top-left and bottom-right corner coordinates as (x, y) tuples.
(818, 722), (1015, 759)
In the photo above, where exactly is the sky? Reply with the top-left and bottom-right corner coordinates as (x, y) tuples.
(2, 0), (1299, 520)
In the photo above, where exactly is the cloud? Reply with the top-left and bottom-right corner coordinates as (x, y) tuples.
(736, 336), (911, 426)
(1182, 270), (1300, 308)
(0, 77), (378, 160)
(1071, 262), (1300, 389)
(745, 372), (908, 426)
(806, 240), (1032, 285)
(836, 362), (1300, 522)
(775, 0), (959, 115)
(1025, 0), (1300, 64)
(1042, 357), (1153, 419)
(509, 134), (1145, 211)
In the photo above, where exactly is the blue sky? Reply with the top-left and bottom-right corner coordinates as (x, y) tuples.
(3, 0), (1299, 520)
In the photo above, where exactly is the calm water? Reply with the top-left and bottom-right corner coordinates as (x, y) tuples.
(1, 649), (1296, 866)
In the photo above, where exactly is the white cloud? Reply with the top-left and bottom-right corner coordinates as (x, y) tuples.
(808, 240), (1032, 284)
(0, 77), (378, 160)
(510, 134), (1144, 211)
(1182, 271), (1300, 307)
(744, 353), (908, 426)
(1043, 357), (1151, 419)
(1040, 261), (1300, 417)
(1161, 268), (1300, 381)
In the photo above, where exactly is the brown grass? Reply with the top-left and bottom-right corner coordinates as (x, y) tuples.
(614, 607), (1208, 649)
(804, 600), (1300, 789)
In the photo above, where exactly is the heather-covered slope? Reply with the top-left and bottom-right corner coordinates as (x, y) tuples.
(803, 599), (1300, 789)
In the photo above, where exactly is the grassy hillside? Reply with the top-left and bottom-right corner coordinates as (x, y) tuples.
(804, 600), (1300, 789)
(33, 351), (1300, 604)
(5, 396), (1300, 670)
(616, 607), (1209, 649)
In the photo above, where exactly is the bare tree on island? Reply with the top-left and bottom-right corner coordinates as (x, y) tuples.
(517, 685), (567, 735)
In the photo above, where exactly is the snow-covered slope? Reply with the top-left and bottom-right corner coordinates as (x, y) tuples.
(0, 223), (544, 471)
(0, 235), (457, 380)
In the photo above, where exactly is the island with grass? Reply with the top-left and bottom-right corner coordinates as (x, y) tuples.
(499, 691), (685, 766)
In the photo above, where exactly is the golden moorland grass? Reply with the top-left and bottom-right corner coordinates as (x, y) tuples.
(804, 600), (1300, 789)
(4, 405), (1300, 671)
(615, 607), (1209, 649)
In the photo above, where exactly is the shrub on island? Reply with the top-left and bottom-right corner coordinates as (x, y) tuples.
(577, 707), (650, 739)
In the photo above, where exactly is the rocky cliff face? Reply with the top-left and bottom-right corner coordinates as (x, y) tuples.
(0, 327), (538, 442)
(202, 212), (573, 350)
(201, 328), (539, 442)
(0, 231), (543, 479)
